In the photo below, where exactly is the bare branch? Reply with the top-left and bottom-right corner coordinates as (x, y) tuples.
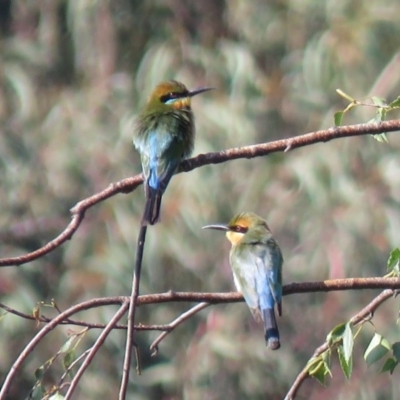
(150, 302), (209, 356)
(58, 347), (93, 388)
(0, 297), (127, 399)
(1, 119), (400, 268)
(0, 175), (143, 267)
(0, 301), (177, 331)
(1, 279), (399, 397)
(284, 289), (395, 400)
(282, 277), (400, 294)
(120, 225), (147, 399)
(1, 276), (400, 328)
(180, 119), (400, 172)
(64, 301), (129, 400)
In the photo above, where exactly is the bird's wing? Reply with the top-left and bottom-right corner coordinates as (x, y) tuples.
(134, 118), (184, 191)
(264, 239), (283, 315)
(231, 242), (283, 321)
(230, 246), (265, 323)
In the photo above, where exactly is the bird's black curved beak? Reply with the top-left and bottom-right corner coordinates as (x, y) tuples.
(202, 224), (229, 231)
(189, 87), (215, 97)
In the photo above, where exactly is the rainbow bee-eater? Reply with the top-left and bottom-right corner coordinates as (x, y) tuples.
(203, 212), (283, 350)
(134, 80), (213, 226)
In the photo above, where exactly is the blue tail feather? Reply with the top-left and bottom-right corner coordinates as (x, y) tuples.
(142, 185), (162, 226)
(263, 308), (280, 350)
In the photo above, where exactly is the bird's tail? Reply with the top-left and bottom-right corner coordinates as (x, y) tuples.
(142, 186), (162, 226)
(262, 308), (280, 350)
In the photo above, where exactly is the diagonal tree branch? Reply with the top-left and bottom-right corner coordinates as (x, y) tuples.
(0, 175), (143, 267)
(284, 289), (396, 400)
(180, 119), (400, 171)
(0, 298), (124, 399)
(64, 301), (129, 400)
(1, 119), (400, 268)
(1, 279), (399, 398)
(149, 302), (210, 356)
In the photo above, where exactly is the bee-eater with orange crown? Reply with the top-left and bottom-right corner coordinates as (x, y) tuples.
(203, 212), (283, 350)
(134, 80), (213, 226)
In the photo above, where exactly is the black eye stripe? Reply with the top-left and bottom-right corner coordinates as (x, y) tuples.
(160, 91), (188, 103)
(231, 225), (248, 233)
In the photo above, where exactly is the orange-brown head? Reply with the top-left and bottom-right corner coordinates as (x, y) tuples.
(202, 212), (272, 246)
(144, 80), (214, 113)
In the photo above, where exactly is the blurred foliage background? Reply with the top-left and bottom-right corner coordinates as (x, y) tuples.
(1, 0), (400, 399)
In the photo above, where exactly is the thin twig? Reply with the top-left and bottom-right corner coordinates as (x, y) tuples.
(0, 281), (399, 398)
(150, 302), (209, 356)
(0, 176), (142, 267)
(0, 299), (121, 399)
(119, 225), (147, 400)
(284, 289), (395, 400)
(1, 119), (400, 268)
(64, 301), (129, 399)
(58, 347), (93, 387)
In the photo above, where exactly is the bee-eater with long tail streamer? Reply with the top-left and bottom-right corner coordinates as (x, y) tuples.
(203, 212), (283, 350)
(134, 80), (214, 226)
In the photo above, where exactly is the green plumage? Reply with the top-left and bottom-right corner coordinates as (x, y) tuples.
(203, 212), (283, 350)
(133, 80), (213, 225)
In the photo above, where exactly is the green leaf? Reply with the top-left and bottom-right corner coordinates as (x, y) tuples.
(338, 345), (353, 379)
(308, 359), (323, 375)
(63, 350), (75, 372)
(322, 349), (331, 367)
(60, 337), (75, 354)
(34, 364), (46, 380)
(312, 364), (327, 385)
(387, 248), (400, 273)
(368, 108), (389, 144)
(371, 133), (389, 144)
(307, 353), (332, 384)
(34, 358), (54, 380)
(376, 106), (386, 122)
(364, 333), (391, 365)
(392, 342), (400, 362)
(327, 323), (346, 346)
(389, 96), (400, 108)
(29, 385), (45, 400)
(49, 393), (65, 400)
(371, 96), (387, 107)
(368, 100), (390, 143)
(342, 323), (354, 363)
(381, 357), (398, 374)
(309, 359), (330, 385)
(334, 111), (343, 126)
